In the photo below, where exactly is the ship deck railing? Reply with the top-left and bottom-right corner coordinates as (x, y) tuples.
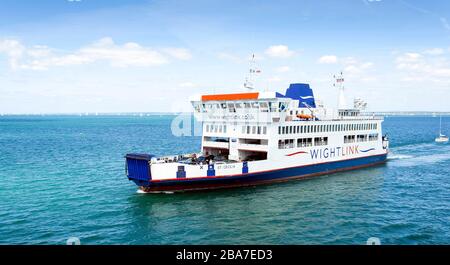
(150, 153), (202, 164)
(292, 115), (384, 122)
(150, 153), (243, 165)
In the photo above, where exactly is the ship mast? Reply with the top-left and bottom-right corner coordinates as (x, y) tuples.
(244, 54), (260, 91)
(334, 71), (346, 109)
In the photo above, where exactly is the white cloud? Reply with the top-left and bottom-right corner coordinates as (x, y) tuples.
(265, 45), (294, 58)
(396, 52), (421, 63)
(360, 62), (374, 69)
(0, 39), (25, 69)
(318, 55), (338, 64)
(423, 48), (444, 55)
(267, 76), (282, 82)
(344, 65), (359, 74)
(217, 52), (243, 63)
(341, 56), (358, 65)
(395, 53), (424, 72)
(27, 45), (52, 58)
(0, 37), (192, 70)
(395, 51), (450, 81)
(162, 48), (192, 60)
(178, 82), (196, 88)
(338, 57), (375, 80)
(275, 66), (290, 72)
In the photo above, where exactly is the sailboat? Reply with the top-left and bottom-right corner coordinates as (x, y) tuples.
(435, 115), (449, 143)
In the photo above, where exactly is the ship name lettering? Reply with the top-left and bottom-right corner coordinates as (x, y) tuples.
(310, 145), (359, 160)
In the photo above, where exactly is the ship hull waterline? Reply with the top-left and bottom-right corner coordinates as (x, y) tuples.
(131, 153), (388, 193)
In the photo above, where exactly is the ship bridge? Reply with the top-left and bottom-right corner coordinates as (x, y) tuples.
(190, 91), (289, 124)
(190, 83), (326, 161)
(190, 83), (319, 123)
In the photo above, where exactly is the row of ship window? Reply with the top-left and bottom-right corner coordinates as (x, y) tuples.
(205, 124), (227, 133)
(194, 101), (288, 113)
(278, 133), (379, 149)
(278, 123), (378, 135)
(242, 125), (268, 135)
(206, 123), (379, 136)
(344, 134), (379, 143)
(205, 124), (269, 135)
(278, 137), (327, 149)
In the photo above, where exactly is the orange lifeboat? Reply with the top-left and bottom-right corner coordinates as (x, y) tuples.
(297, 113), (313, 119)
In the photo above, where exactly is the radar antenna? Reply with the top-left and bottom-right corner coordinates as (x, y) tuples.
(244, 54), (261, 91)
(333, 71), (346, 109)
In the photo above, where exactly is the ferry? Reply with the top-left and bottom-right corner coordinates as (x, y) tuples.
(125, 71), (389, 193)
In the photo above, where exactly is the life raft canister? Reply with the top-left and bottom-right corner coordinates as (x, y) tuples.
(296, 113), (313, 119)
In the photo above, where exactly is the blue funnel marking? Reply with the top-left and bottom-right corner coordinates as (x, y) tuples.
(284, 83), (316, 108)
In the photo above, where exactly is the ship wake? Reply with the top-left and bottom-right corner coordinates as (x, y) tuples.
(388, 142), (450, 167)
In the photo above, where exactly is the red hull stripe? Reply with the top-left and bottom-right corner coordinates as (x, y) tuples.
(286, 151), (308, 156)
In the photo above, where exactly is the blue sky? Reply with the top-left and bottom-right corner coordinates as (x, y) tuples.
(1, 0), (450, 113)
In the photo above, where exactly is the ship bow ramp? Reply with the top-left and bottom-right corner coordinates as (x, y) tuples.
(125, 153), (154, 187)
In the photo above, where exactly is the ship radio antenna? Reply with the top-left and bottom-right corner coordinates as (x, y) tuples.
(244, 54), (261, 91)
(334, 71), (346, 109)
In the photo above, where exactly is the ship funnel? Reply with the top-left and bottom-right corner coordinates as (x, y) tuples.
(284, 83), (316, 108)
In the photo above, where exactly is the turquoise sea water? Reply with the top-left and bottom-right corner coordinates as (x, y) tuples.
(0, 115), (449, 245)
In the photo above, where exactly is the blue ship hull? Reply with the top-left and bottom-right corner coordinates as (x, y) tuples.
(126, 153), (388, 193)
